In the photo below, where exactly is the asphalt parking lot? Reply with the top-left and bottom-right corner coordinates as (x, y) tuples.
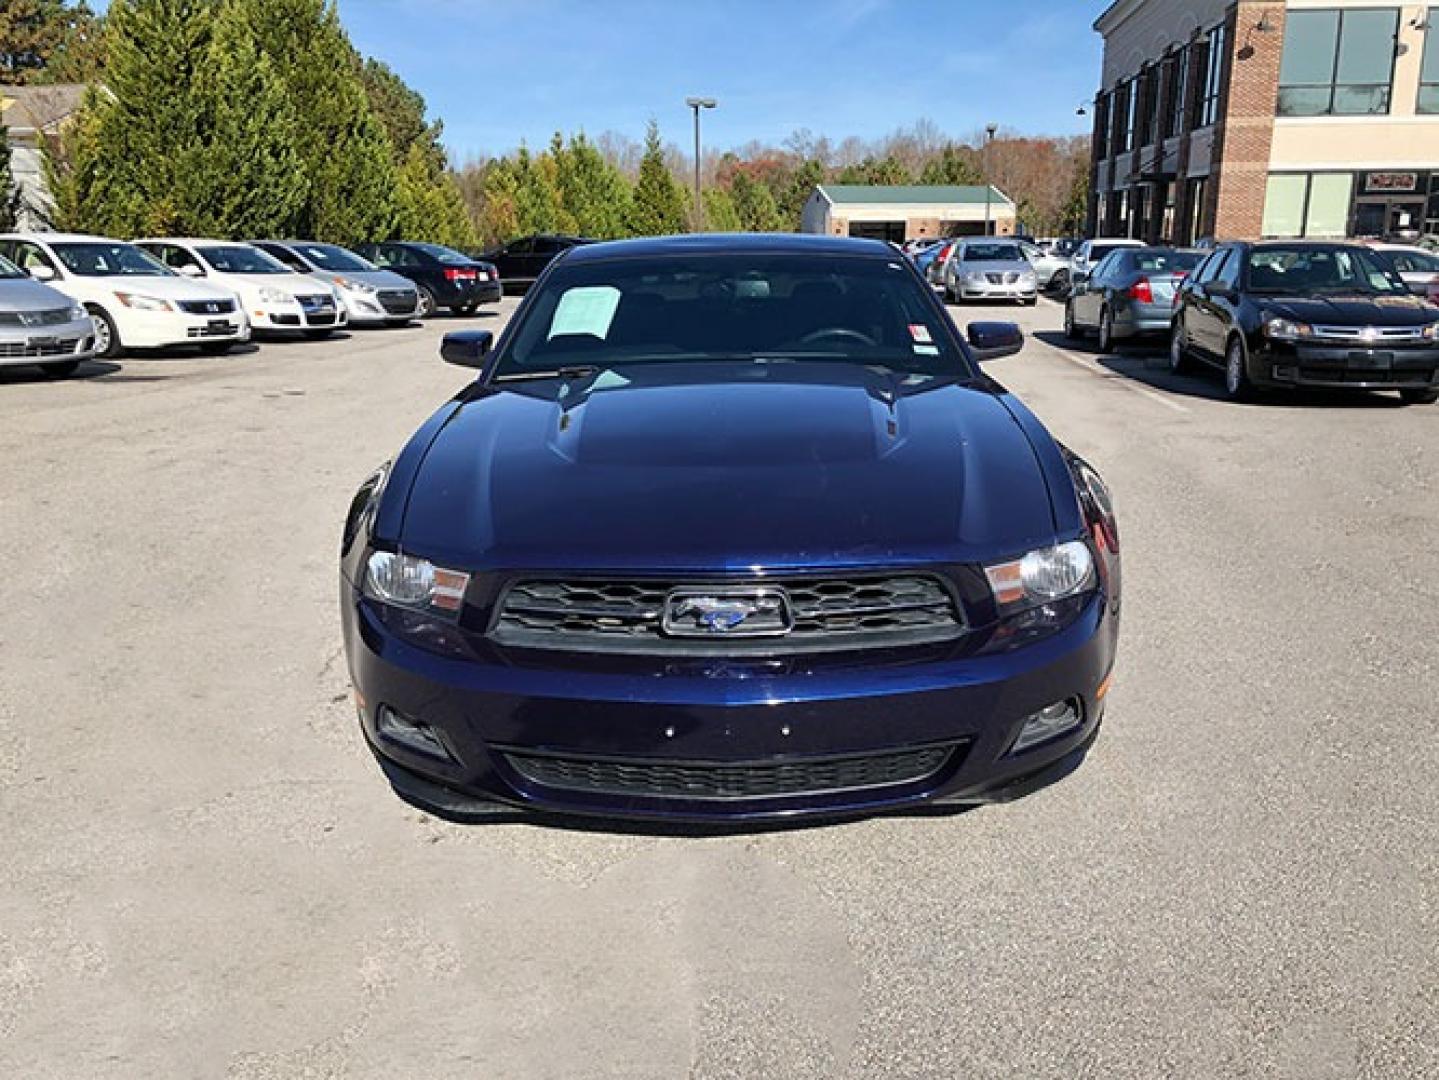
(2, 295), (1436, 1079)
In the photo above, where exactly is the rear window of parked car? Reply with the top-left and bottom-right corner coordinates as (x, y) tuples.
(1132, 251), (1203, 273)
(963, 244), (1022, 262)
(412, 243), (473, 265)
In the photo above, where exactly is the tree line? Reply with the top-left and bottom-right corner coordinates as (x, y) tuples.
(3, 0), (474, 247)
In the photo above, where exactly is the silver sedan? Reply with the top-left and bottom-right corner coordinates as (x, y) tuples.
(942, 239), (1039, 305)
(0, 251), (96, 378)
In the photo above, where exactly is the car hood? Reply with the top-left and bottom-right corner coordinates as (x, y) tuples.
(85, 274), (238, 303)
(213, 271), (329, 298)
(1258, 294), (1439, 326)
(398, 364), (1061, 572)
(311, 268), (415, 291)
(0, 275), (76, 312)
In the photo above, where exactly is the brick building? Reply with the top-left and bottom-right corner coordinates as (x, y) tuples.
(1089, 0), (1439, 244)
(801, 185), (1017, 244)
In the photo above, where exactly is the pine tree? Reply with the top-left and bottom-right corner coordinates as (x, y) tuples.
(625, 120), (687, 237)
(0, 120), (20, 230)
(919, 145), (982, 186)
(702, 187), (742, 232)
(46, 0), (217, 236)
(730, 172), (784, 233)
(0, 0), (105, 85)
(229, 0), (396, 243)
(394, 143), (475, 248)
(554, 133), (630, 239)
(778, 158), (825, 231)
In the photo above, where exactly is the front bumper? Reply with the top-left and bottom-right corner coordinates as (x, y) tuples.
(338, 290), (421, 325)
(956, 279), (1039, 301)
(117, 309), (248, 349)
(341, 589), (1118, 823)
(0, 319), (97, 368)
(1256, 341), (1439, 391)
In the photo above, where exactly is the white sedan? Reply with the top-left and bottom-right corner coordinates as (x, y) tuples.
(0, 232), (248, 358)
(137, 239), (345, 338)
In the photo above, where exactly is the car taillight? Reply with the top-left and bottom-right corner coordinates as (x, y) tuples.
(444, 267), (478, 282)
(1128, 276), (1153, 304)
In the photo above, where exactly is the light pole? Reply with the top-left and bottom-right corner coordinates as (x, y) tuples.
(983, 122), (998, 236)
(686, 97), (717, 230)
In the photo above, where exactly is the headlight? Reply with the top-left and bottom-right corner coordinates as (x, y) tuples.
(364, 551), (470, 617)
(258, 286), (292, 304)
(984, 541), (1096, 615)
(68, 304), (88, 321)
(1422, 321), (1439, 341)
(114, 292), (172, 312)
(335, 276), (377, 295)
(965, 271), (986, 284)
(1263, 317), (1314, 342)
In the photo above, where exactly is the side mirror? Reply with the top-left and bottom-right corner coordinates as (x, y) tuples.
(29, 264), (57, 282)
(441, 329), (494, 369)
(179, 263), (204, 278)
(967, 321), (1024, 362)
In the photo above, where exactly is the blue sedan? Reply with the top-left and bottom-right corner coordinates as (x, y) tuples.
(340, 234), (1121, 824)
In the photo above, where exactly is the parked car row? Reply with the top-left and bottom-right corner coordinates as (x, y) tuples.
(1063, 240), (1439, 406)
(0, 231), (501, 377)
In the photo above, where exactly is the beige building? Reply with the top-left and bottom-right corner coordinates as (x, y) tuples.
(1089, 0), (1439, 243)
(801, 185), (1018, 243)
(0, 84), (88, 230)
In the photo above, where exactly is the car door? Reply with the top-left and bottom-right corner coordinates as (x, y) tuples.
(502, 237), (536, 282)
(1189, 248), (1237, 358)
(1076, 253), (1113, 326)
(530, 237), (568, 281)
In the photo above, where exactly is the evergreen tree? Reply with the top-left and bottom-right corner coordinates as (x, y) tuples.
(0, 120), (20, 230)
(624, 120), (687, 237)
(1, 0), (104, 85)
(512, 144), (570, 235)
(229, 0), (396, 243)
(360, 58), (442, 169)
(554, 133), (630, 239)
(778, 158), (825, 231)
(702, 186), (742, 232)
(836, 155), (911, 186)
(185, 3), (307, 237)
(919, 145), (982, 186)
(730, 172), (783, 233)
(394, 142), (475, 248)
(46, 0), (217, 236)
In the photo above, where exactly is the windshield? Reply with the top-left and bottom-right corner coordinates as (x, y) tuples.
(198, 245), (289, 274)
(496, 252), (969, 379)
(296, 243), (376, 272)
(1248, 246), (1410, 296)
(1382, 248), (1439, 273)
(413, 242), (472, 265)
(0, 252), (23, 279)
(51, 242), (173, 278)
(1089, 244), (1133, 263)
(963, 243), (1022, 262)
(1133, 250), (1203, 273)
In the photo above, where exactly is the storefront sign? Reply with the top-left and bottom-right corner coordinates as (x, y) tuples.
(1365, 172), (1419, 193)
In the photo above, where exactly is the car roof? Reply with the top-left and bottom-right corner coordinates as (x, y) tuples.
(136, 237), (255, 247)
(0, 231), (116, 243)
(563, 233), (896, 264)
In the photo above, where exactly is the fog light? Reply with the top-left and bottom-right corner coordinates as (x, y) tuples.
(377, 705), (454, 762)
(1010, 700), (1082, 755)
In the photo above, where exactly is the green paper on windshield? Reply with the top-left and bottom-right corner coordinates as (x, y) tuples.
(549, 286), (621, 340)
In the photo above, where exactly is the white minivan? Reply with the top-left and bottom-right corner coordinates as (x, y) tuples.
(0, 232), (248, 359)
(137, 238), (345, 338)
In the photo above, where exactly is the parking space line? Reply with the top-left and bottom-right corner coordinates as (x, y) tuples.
(1032, 336), (1190, 414)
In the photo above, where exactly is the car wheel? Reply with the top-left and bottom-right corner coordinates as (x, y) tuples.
(198, 341), (233, 356)
(1098, 307), (1115, 353)
(1169, 321), (1194, 374)
(40, 360), (81, 378)
(1224, 335), (1254, 402)
(1399, 388), (1439, 405)
(1063, 300), (1082, 340)
(417, 287), (437, 319)
(87, 305), (120, 359)
(303, 328), (335, 340)
(1052, 269), (1070, 294)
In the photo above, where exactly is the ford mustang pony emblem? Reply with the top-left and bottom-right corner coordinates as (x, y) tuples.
(662, 588), (795, 638)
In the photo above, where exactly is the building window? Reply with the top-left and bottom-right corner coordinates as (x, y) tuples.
(1261, 173), (1356, 237)
(1094, 92), (1111, 158)
(1112, 80), (1134, 154)
(1164, 46), (1191, 139)
(1197, 23), (1227, 127)
(1421, 10), (1439, 113)
(1278, 8), (1400, 116)
(1122, 78), (1139, 152)
(1140, 63), (1162, 147)
(1184, 176), (1209, 243)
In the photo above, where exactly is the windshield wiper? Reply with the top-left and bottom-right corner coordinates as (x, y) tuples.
(493, 365), (601, 383)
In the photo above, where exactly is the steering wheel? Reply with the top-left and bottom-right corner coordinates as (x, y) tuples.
(799, 327), (878, 347)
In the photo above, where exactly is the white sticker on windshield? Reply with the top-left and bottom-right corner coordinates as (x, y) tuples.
(913, 344), (940, 356)
(909, 324), (933, 344)
(549, 286), (621, 341)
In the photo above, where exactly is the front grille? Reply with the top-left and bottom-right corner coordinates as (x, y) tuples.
(1310, 324), (1431, 344)
(305, 311), (337, 326)
(0, 307), (74, 328)
(1297, 365), (1436, 386)
(491, 574), (964, 655)
(378, 289), (418, 314)
(502, 744), (959, 801)
(186, 323), (236, 338)
(986, 272), (1020, 285)
(298, 294), (335, 312)
(178, 299), (236, 315)
(0, 337), (82, 357)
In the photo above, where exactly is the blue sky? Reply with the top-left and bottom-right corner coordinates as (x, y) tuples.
(337, 0), (1106, 160)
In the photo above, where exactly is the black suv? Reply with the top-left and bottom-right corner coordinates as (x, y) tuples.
(352, 242), (501, 317)
(1170, 241), (1439, 404)
(477, 234), (591, 292)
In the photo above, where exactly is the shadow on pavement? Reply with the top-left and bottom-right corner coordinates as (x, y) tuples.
(0, 359), (122, 385)
(1031, 330), (1411, 410)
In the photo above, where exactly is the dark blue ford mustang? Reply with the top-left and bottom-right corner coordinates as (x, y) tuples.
(340, 234), (1120, 824)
